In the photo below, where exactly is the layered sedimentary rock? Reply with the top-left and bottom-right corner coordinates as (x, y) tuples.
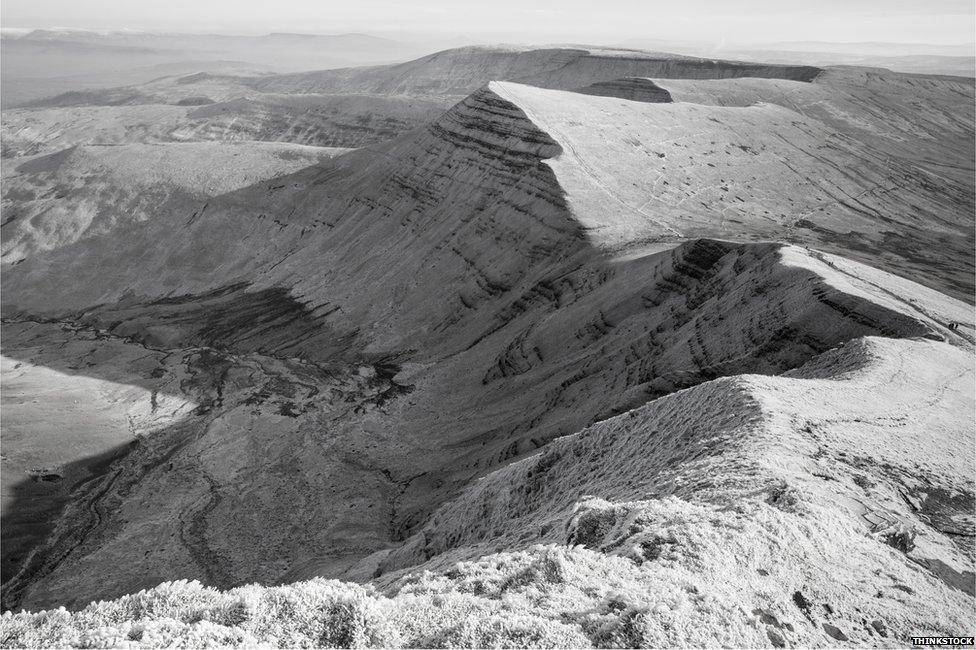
(0, 50), (973, 646)
(5, 75), (973, 308)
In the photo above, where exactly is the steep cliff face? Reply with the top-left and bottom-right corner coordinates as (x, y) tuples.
(1, 84), (590, 354)
(0, 84), (588, 609)
(1, 68), (973, 618)
(6, 72), (972, 322)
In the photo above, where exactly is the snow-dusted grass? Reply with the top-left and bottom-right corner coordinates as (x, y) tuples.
(0, 538), (778, 648)
(1, 579), (399, 649)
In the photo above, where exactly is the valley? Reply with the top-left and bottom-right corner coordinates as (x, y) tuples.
(0, 43), (973, 648)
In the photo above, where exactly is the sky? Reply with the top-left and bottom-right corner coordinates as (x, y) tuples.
(2, 0), (974, 46)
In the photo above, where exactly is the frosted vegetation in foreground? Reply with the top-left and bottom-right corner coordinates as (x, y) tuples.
(0, 542), (708, 649)
(0, 539), (874, 649)
(3, 547), (619, 649)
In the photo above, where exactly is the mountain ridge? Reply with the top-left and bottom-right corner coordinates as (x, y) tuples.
(0, 45), (973, 647)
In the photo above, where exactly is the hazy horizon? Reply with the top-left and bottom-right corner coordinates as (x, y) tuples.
(2, 0), (974, 48)
(2, 28), (975, 49)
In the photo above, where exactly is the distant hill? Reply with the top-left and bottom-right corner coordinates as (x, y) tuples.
(0, 30), (458, 107)
(620, 38), (975, 77)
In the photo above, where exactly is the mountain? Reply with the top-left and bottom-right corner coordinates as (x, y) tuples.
(0, 46), (973, 647)
(5, 66), (973, 301)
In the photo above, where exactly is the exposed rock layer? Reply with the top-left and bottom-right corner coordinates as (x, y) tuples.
(0, 50), (973, 640)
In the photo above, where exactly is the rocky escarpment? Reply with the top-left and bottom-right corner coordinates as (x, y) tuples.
(1, 72), (973, 618)
(1, 84), (589, 355)
(0, 84), (588, 608)
(12, 74), (967, 350)
(375, 240), (970, 541)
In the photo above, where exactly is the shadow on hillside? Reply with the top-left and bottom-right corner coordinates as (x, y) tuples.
(1, 438), (137, 611)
